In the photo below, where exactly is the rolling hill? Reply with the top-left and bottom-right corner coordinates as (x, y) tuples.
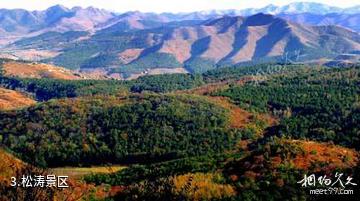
(0, 61), (359, 200)
(0, 59), (116, 80)
(2, 60), (82, 79)
(0, 149), (25, 182)
(0, 87), (35, 110)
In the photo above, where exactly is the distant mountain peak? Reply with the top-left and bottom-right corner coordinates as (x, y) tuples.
(84, 6), (100, 12)
(71, 6), (82, 11)
(244, 13), (278, 26)
(46, 4), (70, 12)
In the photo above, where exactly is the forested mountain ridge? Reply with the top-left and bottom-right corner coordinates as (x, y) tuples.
(0, 63), (359, 200)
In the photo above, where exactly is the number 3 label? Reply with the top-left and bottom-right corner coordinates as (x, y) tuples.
(10, 177), (17, 187)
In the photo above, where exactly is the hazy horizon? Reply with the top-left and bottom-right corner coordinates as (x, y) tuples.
(0, 0), (359, 13)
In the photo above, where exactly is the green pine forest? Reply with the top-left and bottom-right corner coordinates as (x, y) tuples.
(0, 60), (359, 200)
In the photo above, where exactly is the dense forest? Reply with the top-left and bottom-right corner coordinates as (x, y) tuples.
(0, 59), (207, 99)
(0, 94), (245, 167)
(1, 61), (359, 200)
(216, 66), (360, 149)
(84, 137), (360, 201)
(1, 60), (309, 101)
(130, 74), (204, 93)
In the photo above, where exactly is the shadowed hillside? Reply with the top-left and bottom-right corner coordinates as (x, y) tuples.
(4, 11), (360, 78)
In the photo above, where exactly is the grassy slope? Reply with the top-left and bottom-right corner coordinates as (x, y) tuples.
(2, 61), (82, 80)
(0, 87), (36, 110)
(0, 149), (25, 183)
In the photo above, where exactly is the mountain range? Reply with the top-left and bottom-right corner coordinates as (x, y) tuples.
(0, 2), (359, 78)
(1, 2), (359, 36)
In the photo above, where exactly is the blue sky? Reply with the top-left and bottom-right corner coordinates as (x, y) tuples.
(0, 0), (358, 12)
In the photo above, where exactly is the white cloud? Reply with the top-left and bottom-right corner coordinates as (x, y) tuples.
(0, 0), (358, 12)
